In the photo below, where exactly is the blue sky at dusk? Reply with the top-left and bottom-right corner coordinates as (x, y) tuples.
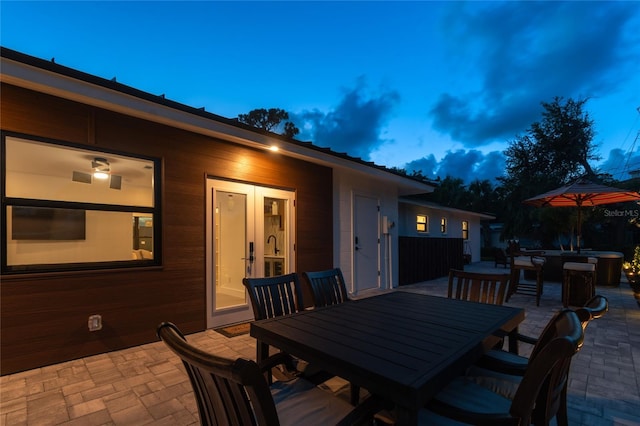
(2, 1), (639, 183)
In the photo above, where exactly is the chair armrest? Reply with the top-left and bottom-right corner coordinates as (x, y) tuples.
(521, 250), (545, 256)
(426, 398), (518, 425)
(475, 349), (528, 376)
(475, 332), (538, 376)
(513, 332), (538, 346)
(258, 352), (295, 373)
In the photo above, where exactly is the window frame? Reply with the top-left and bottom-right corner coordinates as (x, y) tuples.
(462, 220), (469, 240)
(416, 214), (429, 233)
(1, 131), (162, 274)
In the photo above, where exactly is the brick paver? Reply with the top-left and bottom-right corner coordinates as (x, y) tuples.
(1, 261), (638, 425)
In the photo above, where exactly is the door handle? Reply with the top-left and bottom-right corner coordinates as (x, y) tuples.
(355, 236), (360, 251)
(242, 242), (255, 262)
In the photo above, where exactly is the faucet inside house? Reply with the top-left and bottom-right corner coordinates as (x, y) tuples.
(267, 234), (279, 255)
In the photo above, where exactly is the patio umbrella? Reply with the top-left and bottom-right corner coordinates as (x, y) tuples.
(523, 178), (640, 253)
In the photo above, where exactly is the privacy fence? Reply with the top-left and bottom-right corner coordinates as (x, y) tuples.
(398, 237), (464, 285)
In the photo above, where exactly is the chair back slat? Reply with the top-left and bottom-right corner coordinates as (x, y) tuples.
(242, 273), (302, 320)
(303, 268), (350, 308)
(447, 269), (509, 305)
(157, 322), (279, 426)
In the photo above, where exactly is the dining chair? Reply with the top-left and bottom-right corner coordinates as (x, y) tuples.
(470, 295), (608, 426)
(303, 268), (350, 308)
(447, 269), (509, 305)
(157, 322), (382, 426)
(242, 273), (304, 381)
(494, 247), (510, 268)
(420, 309), (584, 425)
(478, 295), (608, 371)
(303, 268), (361, 405)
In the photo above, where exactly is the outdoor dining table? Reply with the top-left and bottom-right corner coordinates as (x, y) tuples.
(250, 290), (525, 425)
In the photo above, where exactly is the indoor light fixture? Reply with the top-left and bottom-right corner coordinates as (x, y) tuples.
(92, 157), (110, 179)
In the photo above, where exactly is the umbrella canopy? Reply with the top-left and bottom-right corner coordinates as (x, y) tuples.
(524, 178), (640, 253)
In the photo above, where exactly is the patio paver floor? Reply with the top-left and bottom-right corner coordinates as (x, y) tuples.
(1, 261), (639, 425)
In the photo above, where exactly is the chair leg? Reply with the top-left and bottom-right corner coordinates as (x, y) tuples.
(350, 384), (360, 406)
(556, 383), (569, 426)
(562, 270), (570, 308)
(535, 268), (543, 307)
(506, 268), (520, 302)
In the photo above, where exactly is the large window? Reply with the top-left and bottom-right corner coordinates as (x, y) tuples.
(2, 133), (161, 273)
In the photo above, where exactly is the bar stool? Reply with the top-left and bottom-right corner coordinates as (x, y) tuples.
(562, 258), (597, 307)
(507, 252), (546, 306)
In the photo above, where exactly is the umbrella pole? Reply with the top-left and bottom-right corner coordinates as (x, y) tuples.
(577, 205), (582, 254)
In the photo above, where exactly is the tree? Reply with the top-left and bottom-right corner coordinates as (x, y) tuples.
(237, 108), (300, 138)
(430, 177), (467, 208)
(498, 97), (600, 242)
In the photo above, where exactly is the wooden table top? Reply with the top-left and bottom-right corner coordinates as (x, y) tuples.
(250, 291), (525, 425)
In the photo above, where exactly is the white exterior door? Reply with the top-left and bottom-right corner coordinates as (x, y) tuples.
(206, 179), (295, 328)
(353, 193), (380, 293)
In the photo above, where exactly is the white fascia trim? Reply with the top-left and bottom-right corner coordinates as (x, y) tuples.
(399, 199), (495, 219)
(1, 57), (266, 148)
(1, 57), (433, 193)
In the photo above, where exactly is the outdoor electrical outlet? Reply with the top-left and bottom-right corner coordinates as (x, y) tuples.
(88, 314), (102, 331)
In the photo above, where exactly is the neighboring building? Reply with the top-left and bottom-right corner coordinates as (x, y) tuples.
(1, 47), (435, 374)
(397, 199), (495, 284)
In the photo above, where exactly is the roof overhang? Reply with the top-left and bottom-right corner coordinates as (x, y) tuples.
(399, 198), (496, 220)
(1, 48), (434, 196)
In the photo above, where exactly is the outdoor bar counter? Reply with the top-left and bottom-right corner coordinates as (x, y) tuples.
(524, 250), (623, 286)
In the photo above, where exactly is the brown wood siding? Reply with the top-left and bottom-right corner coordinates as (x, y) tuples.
(1, 83), (333, 374)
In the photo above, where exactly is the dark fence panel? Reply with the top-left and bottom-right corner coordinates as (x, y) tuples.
(399, 237), (464, 285)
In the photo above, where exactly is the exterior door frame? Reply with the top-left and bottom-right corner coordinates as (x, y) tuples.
(352, 192), (381, 294)
(205, 178), (295, 328)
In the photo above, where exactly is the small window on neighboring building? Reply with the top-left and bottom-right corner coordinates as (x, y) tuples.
(416, 215), (428, 233)
(462, 221), (469, 240)
(440, 217), (447, 234)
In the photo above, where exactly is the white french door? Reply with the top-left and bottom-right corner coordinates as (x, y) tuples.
(206, 179), (295, 328)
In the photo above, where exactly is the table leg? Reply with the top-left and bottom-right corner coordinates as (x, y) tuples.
(395, 405), (418, 426)
(508, 327), (519, 354)
(258, 341), (272, 384)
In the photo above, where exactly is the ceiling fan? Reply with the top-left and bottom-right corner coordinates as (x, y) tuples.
(72, 157), (122, 190)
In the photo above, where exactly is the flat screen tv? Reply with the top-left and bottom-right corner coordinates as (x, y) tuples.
(11, 206), (86, 240)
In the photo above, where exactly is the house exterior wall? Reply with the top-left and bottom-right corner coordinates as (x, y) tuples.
(333, 170), (400, 292)
(0, 83), (334, 374)
(398, 202), (485, 263)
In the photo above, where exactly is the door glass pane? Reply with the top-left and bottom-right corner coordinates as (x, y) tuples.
(264, 197), (286, 277)
(215, 191), (247, 309)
